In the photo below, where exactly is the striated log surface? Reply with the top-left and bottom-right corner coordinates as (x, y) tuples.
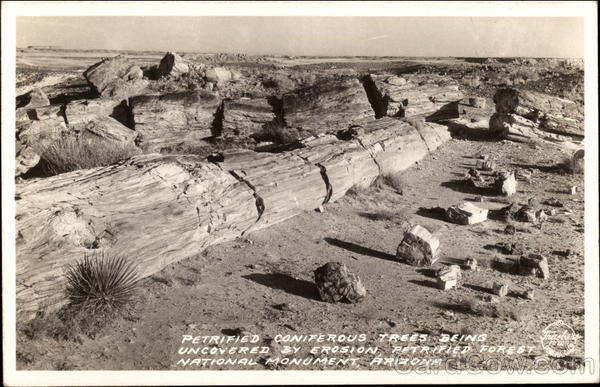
(16, 154), (258, 319)
(282, 77), (374, 135)
(16, 117), (452, 319)
(130, 91), (221, 151)
(83, 56), (149, 99)
(493, 88), (583, 137)
(221, 98), (276, 138)
(368, 74), (463, 120)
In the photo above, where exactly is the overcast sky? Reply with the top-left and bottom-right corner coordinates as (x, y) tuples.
(16, 16), (583, 58)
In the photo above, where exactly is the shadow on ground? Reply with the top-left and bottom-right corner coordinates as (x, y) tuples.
(324, 237), (396, 262)
(243, 273), (320, 301)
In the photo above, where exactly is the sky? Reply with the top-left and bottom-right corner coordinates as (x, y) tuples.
(16, 16), (584, 58)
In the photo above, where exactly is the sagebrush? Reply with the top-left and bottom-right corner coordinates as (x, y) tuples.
(37, 136), (139, 176)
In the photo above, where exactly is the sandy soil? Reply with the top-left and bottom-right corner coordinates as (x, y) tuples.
(17, 134), (585, 371)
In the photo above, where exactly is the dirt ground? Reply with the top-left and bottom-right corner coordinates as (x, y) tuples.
(17, 134), (585, 371)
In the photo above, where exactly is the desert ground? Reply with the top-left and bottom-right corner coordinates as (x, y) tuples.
(14, 47), (585, 371)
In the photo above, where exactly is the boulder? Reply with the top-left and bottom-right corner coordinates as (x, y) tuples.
(313, 262), (366, 303)
(83, 56), (149, 99)
(205, 67), (232, 84)
(157, 52), (190, 78)
(221, 98), (276, 138)
(396, 225), (440, 266)
(16, 87), (50, 109)
(283, 77), (374, 136)
(130, 90), (220, 151)
(445, 202), (488, 225)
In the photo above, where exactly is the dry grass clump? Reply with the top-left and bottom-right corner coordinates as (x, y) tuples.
(374, 172), (405, 194)
(37, 136), (139, 176)
(252, 118), (299, 145)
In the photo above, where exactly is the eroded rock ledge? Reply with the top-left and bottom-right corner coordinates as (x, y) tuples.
(16, 117), (449, 319)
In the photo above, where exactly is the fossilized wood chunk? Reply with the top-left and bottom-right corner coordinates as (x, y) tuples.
(83, 55), (149, 99)
(436, 265), (461, 290)
(396, 225), (440, 266)
(492, 88), (582, 137)
(15, 154), (257, 319)
(446, 202), (488, 225)
(77, 115), (138, 144)
(518, 254), (550, 279)
(130, 90), (220, 151)
(157, 51), (190, 78)
(221, 98), (276, 137)
(494, 171), (517, 197)
(283, 77), (374, 135)
(314, 262), (366, 303)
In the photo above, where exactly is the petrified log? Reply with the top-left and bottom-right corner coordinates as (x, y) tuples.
(15, 117), (452, 319)
(65, 98), (130, 129)
(221, 98), (276, 138)
(16, 87), (50, 109)
(492, 88), (583, 137)
(16, 154), (258, 319)
(130, 90), (220, 151)
(368, 73), (463, 120)
(83, 55), (149, 99)
(283, 77), (374, 135)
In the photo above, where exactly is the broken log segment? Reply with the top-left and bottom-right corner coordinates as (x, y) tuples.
(16, 117), (452, 319)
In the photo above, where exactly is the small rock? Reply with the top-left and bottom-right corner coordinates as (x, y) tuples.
(468, 97), (486, 108)
(446, 202), (488, 225)
(436, 265), (462, 290)
(483, 294), (500, 303)
(481, 160), (496, 171)
(516, 169), (533, 182)
(514, 205), (539, 223)
(464, 258), (478, 271)
(313, 262), (366, 303)
(492, 282), (509, 297)
(396, 225), (440, 266)
(317, 205), (325, 213)
(518, 253), (550, 279)
(523, 289), (535, 300)
(570, 186), (577, 195)
(504, 224), (516, 235)
(495, 171), (517, 196)
(543, 198), (564, 207)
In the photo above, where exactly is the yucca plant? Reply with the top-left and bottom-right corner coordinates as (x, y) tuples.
(65, 253), (139, 313)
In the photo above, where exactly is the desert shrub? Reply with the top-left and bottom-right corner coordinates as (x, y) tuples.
(252, 118), (299, 145)
(37, 136), (139, 176)
(65, 253), (139, 314)
(374, 172), (405, 194)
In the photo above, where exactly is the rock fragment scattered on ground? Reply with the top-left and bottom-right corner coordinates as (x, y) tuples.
(492, 282), (509, 297)
(518, 253), (550, 279)
(396, 225), (440, 266)
(445, 202), (488, 225)
(494, 171), (517, 196)
(313, 262), (366, 303)
(436, 265), (461, 290)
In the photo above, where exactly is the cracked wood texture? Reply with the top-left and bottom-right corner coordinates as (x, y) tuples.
(16, 118), (450, 319)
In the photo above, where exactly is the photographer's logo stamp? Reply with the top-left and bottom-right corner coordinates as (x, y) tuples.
(540, 320), (580, 358)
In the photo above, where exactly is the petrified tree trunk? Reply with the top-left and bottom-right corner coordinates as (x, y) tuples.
(15, 117), (451, 319)
(492, 88), (583, 137)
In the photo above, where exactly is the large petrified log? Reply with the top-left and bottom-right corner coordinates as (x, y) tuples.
(490, 88), (583, 137)
(130, 90), (221, 151)
(83, 55), (149, 99)
(367, 73), (463, 120)
(16, 154), (258, 319)
(15, 117), (451, 319)
(282, 77), (374, 135)
(221, 97), (276, 138)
